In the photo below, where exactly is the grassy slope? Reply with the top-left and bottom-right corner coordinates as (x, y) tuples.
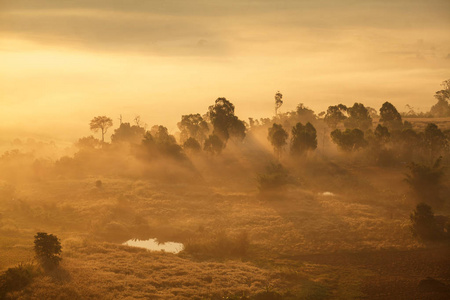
(1, 118), (450, 299)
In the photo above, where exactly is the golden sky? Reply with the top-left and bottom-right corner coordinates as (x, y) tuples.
(1, 0), (449, 143)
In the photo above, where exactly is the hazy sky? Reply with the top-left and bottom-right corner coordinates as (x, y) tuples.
(1, 0), (449, 143)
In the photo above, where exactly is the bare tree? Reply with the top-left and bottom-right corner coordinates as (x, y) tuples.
(90, 116), (113, 142)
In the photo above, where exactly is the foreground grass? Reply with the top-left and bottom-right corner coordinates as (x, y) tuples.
(0, 156), (449, 298)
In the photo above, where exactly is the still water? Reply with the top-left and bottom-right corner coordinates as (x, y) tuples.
(123, 238), (184, 254)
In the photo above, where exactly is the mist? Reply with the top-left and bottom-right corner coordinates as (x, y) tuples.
(1, 1), (450, 299)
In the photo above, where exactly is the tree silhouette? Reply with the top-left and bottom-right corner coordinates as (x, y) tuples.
(430, 79), (450, 117)
(177, 114), (209, 145)
(344, 103), (372, 131)
(405, 157), (445, 207)
(296, 103), (316, 123)
(423, 123), (447, 157)
(324, 104), (347, 129)
(274, 91), (283, 116)
(290, 122), (317, 155)
(208, 98), (246, 142)
(331, 128), (367, 151)
(374, 124), (390, 144)
(111, 122), (145, 144)
(76, 136), (101, 150)
(203, 134), (224, 155)
(90, 116), (113, 143)
(34, 232), (62, 270)
(151, 125), (185, 160)
(267, 123), (288, 158)
(410, 203), (442, 241)
(379, 102), (402, 131)
(183, 137), (201, 153)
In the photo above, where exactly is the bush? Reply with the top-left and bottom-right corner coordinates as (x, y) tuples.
(405, 157), (445, 207)
(34, 232), (62, 270)
(257, 163), (290, 192)
(95, 180), (102, 188)
(410, 203), (444, 242)
(0, 263), (37, 298)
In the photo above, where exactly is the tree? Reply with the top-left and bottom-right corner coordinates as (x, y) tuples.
(330, 128), (367, 152)
(203, 134), (224, 155)
(228, 116), (246, 141)
(90, 116), (113, 143)
(410, 203), (442, 241)
(268, 124), (288, 158)
(111, 122), (145, 144)
(183, 137), (201, 153)
(405, 157), (445, 207)
(374, 124), (390, 144)
(430, 79), (450, 117)
(75, 136), (101, 150)
(177, 114), (209, 145)
(208, 98), (246, 142)
(423, 123), (447, 157)
(296, 103), (316, 123)
(379, 102), (402, 131)
(274, 91), (283, 116)
(344, 103), (372, 131)
(290, 122), (317, 155)
(324, 104), (347, 129)
(34, 232), (62, 270)
(151, 125), (185, 160)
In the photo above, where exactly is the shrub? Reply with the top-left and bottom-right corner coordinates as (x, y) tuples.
(34, 232), (62, 270)
(0, 263), (37, 298)
(410, 203), (443, 241)
(405, 157), (445, 207)
(95, 180), (102, 188)
(257, 163), (290, 192)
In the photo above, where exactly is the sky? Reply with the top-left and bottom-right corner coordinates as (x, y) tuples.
(1, 0), (449, 144)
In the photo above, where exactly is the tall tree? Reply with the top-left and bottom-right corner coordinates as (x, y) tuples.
(379, 102), (402, 131)
(34, 232), (62, 270)
(430, 79), (450, 117)
(423, 123), (447, 157)
(268, 123), (289, 158)
(90, 116), (113, 142)
(324, 104), (347, 129)
(208, 97), (246, 142)
(203, 134), (224, 155)
(331, 128), (367, 152)
(290, 122), (317, 155)
(177, 114), (209, 144)
(274, 91), (283, 116)
(344, 103), (372, 131)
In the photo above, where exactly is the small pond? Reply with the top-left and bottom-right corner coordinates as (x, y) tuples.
(320, 192), (335, 196)
(122, 238), (184, 254)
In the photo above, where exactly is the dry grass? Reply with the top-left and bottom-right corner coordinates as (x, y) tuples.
(0, 150), (449, 298)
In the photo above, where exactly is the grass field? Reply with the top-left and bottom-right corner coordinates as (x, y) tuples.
(1, 118), (449, 299)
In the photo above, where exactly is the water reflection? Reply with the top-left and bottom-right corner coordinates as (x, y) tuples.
(123, 238), (184, 254)
(320, 192), (335, 196)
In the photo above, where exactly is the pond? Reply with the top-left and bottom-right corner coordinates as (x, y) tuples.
(122, 238), (184, 254)
(320, 192), (335, 196)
